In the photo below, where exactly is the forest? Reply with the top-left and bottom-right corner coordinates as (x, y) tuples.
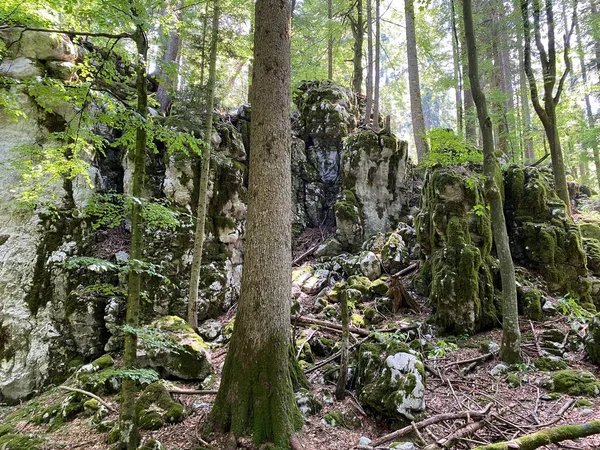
(1, 0), (600, 449)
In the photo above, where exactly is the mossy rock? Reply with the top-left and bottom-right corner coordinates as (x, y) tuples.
(137, 316), (212, 380)
(534, 356), (568, 371)
(371, 278), (389, 296)
(295, 389), (323, 416)
(583, 238), (600, 275)
(519, 288), (543, 321)
(139, 439), (166, 450)
(356, 342), (425, 423)
(135, 382), (185, 431)
(311, 336), (336, 357)
(0, 433), (44, 449)
(346, 275), (372, 297)
(505, 373), (521, 388)
(321, 411), (361, 429)
(381, 232), (409, 274)
(326, 281), (345, 303)
(551, 370), (600, 396)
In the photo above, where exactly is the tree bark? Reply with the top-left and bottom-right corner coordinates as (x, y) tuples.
(405, 0), (428, 162)
(156, 2), (183, 114)
(463, 0), (522, 364)
(118, 24), (148, 450)
(327, 0), (333, 80)
(459, 0), (476, 144)
(515, 0), (534, 160)
(450, 0), (463, 135)
(188, 0), (220, 330)
(372, 0), (380, 131)
(351, 0), (364, 94)
(210, 0), (303, 445)
(335, 289), (349, 400)
(364, 0), (373, 125)
(521, 0), (574, 215)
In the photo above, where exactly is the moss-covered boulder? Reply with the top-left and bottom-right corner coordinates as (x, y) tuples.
(356, 341), (425, 423)
(533, 356), (568, 371)
(335, 189), (364, 251)
(518, 288), (543, 321)
(550, 370), (600, 396)
(0, 433), (44, 450)
(295, 389), (323, 416)
(137, 316), (212, 380)
(504, 166), (593, 308)
(381, 231), (410, 274)
(135, 382), (185, 430)
(583, 237), (600, 275)
(415, 168), (496, 334)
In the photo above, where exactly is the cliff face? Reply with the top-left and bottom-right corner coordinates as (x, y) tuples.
(0, 31), (415, 402)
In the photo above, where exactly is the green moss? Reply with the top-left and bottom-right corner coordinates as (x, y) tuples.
(0, 434), (44, 449)
(505, 373), (521, 387)
(519, 289), (543, 321)
(135, 382), (185, 431)
(326, 282), (345, 302)
(551, 370), (600, 396)
(583, 238), (600, 275)
(0, 424), (14, 437)
(83, 398), (100, 416)
(351, 313), (365, 327)
(370, 278), (389, 295)
(347, 275), (372, 296)
(534, 356), (568, 371)
(575, 399), (592, 408)
(585, 314), (600, 364)
(91, 354), (114, 370)
(322, 411), (360, 429)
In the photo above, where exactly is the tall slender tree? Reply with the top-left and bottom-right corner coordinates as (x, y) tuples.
(118, 17), (148, 450)
(521, 0), (575, 214)
(188, 0), (220, 330)
(364, 0), (373, 125)
(350, 0), (364, 94)
(156, 2), (184, 114)
(210, 0), (303, 446)
(372, 0), (380, 131)
(463, 0), (522, 364)
(327, 0), (333, 80)
(405, 0), (428, 162)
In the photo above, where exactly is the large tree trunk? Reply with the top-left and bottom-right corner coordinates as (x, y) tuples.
(364, 0), (373, 125)
(575, 18), (600, 190)
(463, 0), (522, 364)
(372, 0), (380, 131)
(405, 0), (428, 162)
(156, 3), (183, 114)
(352, 0), (364, 94)
(459, 1), (477, 144)
(118, 24), (148, 450)
(210, 0), (303, 445)
(188, 0), (220, 330)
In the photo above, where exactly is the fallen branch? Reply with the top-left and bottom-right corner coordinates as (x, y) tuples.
(305, 337), (370, 374)
(168, 388), (218, 395)
(366, 403), (493, 447)
(473, 419), (600, 450)
(430, 419), (486, 449)
(292, 242), (321, 266)
(390, 261), (420, 278)
(530, 320), (542, 357)
(443, 352), (495, 370)
(58, 386), (116, 412)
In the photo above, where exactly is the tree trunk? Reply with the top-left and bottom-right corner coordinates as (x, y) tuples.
(592, 0), (600, 78)
(335, 289), (349, 400)
(210, 0), (303, 445)
(450, 0), (463, 135)
(156, 3), (183, 114)
(364, 0), (373, 125)
(352, 0), (364, 94)
(327, 0), (333, 80)
(459, 0), (476, 144)
(521, 0), (573, 215)
(463, 0), (522, 364)
(188, 0), (220, 330)
(515, 3), (534, 160)
(372, 0), (380, 131)
(405, 0), (428, 162)
(575, 18), (600, 190)
(118, 24), (148, 450)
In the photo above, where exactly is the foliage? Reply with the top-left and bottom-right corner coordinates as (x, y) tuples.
(427, 339), (458, 359)
(92, 368), (160, 385)
(61, 256), (118, 272)
(556, 294), (593, 321)
(121, 324), (188, 354)
(422, 128), (483, 167)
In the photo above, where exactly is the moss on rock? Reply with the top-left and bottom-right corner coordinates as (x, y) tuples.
(534, 356), (568, 371)
(551, 370), (600, 397)
(135, 382), (185, 431)
(585, 314), (600, 364)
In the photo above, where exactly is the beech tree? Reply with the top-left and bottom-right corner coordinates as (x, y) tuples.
(463, 0), (522, 363)
(210, 0), (303, 446)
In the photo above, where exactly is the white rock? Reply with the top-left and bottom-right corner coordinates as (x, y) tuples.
(359, 251), (382, 280)
(0, 57), (41, 79)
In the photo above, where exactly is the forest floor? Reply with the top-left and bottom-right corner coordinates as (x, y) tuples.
(2, 287), (600, 450)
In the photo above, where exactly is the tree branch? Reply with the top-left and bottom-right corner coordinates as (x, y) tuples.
(553, 0), (577, 105)
(0, 25), (132, 40)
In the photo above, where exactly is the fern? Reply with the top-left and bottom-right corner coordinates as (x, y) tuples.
(93, 368), (159, 385)
(62, 256), (118, 272)
(121, 324), (188, 354)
